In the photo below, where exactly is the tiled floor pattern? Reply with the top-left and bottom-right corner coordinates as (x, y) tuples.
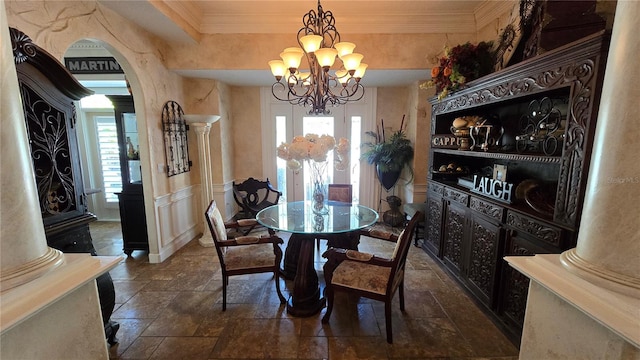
(90, 221), (519, 360)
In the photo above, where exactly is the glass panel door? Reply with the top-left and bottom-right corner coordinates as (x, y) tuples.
(276, 107), (364, 203)
(267, 88), (375, 207)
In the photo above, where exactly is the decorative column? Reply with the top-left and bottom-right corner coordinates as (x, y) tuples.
(506, 1), (640, 358)
(559, 0), (640, 297)
(0, 4), (64, 291)
(184, 115), (220, 247)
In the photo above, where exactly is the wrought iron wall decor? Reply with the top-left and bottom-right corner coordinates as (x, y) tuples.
(161, 101), (191, 176)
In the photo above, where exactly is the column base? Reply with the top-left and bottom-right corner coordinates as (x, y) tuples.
(198, 234), (214, 247)
(0, 247), (64, 292)
(560, 248), (640, 298)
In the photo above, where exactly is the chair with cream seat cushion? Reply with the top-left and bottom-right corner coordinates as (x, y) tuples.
(321, 212), (422, 343)
(205, 200), (286, 310)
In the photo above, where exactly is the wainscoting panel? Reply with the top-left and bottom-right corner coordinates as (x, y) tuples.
(150, 185), (199, 263)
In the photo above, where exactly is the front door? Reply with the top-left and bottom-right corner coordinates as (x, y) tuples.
(264, 88), (377, 208)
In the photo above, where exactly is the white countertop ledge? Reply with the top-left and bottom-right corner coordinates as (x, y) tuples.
(505, 254), (640, 348)
(0, 253), (122, 333)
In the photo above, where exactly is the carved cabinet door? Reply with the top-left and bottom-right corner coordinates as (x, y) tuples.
(464, 214), (504, 308)
(442, 200), (467, 275)
(424, 194), (444, 257)
(17, 64), (87, 226)
(498, 228), (551, 336)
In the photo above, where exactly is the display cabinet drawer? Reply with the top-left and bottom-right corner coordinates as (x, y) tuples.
(506, 210), (563, 247)
(444, 187), (469, 206)
(428, 181), (445, 196)
(470, 196), (505, 222)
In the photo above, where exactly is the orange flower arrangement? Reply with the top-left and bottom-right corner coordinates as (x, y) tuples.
(423, 41), (496, 100)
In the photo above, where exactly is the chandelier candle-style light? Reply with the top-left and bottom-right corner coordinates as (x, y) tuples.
(268, 0), (366, 115)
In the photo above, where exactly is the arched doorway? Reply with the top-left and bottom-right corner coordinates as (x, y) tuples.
(64, 39), (150, 258)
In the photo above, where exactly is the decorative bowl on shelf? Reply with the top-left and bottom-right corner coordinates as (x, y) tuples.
(515, 179), (555, 217)
(524, 184), (555, 217)
(433, 162), (468, 177)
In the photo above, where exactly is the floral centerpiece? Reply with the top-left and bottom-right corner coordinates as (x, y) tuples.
(423, 41), (496, 100)
(277, 134), (350, 213)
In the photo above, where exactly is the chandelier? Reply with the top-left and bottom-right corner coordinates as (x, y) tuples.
(268, 0), (366, 115)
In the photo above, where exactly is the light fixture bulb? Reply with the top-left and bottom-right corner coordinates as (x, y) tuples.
(268, 60), (286, 80)
(315, 48), (338, 68)
(341, 53), (364, 72)
(354, 63), (368, 79)
(280, 48), (304, 71)
(300, 35), (323, 53)
(334, 42), (356, 58)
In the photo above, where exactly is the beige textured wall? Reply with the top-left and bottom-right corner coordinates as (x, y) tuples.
(166, 33), (476, 72)
(230, 86), (263, 181)
(5, 0), (516, 220)
(477, 2), (518, 44)
(412, 84), (431, 198)
(217, 82), (234, 184)
(183, 77), (222, 185)
(5, 0), (190, 196)
(5, 0), (190, 255)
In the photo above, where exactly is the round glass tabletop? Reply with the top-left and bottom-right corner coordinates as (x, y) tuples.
(256, 201), (378, 234)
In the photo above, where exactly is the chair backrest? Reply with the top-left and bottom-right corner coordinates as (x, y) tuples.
(387, 212), (422, 293)
(205, 200), (229, 261)
(328, 184), (353, 203)
(232, 177), (281, 217)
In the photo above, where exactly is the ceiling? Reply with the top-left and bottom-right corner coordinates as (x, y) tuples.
(94, 0), (513, 86)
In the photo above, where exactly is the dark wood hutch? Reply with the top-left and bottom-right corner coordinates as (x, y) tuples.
(423, 31), (610, 343)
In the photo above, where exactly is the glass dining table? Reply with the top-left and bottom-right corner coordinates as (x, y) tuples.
(256, 201), (378, 317)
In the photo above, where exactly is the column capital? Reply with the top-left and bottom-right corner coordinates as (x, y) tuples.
(190, 122), (212, 134)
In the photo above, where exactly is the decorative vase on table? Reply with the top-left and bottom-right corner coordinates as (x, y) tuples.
(310, 160), (329, 214)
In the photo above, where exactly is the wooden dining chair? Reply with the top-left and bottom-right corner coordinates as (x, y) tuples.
(316, 184), (354, 250)
(321, 212), (422, 343)
(232, 177), (282, 219)
(205, 200), (287, 310)
(327, 184), (353, 203)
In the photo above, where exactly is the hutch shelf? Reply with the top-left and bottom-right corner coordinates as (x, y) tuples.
(423, 31), (610, 344)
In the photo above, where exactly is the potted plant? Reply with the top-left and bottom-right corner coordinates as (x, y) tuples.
(362, 115), (414, 191)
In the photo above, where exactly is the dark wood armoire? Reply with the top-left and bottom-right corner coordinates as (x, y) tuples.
(10, 27), (119, 345)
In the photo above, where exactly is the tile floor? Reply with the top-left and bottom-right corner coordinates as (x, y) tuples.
(90, 221), (519, 360)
